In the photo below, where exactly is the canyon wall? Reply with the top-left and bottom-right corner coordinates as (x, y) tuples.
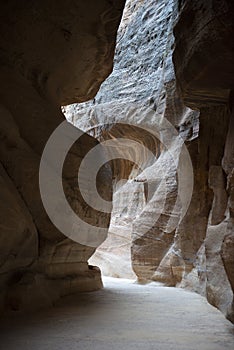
(0, 0), (125, 311)
(173, 0), (234, 323)
(1, 0), (232, 322)
(65, 0), (234, 322)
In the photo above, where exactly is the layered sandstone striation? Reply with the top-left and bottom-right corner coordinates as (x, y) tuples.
(66, 0), (198, 280)
(173, 0), (234, 322)
(65, 0), (197, 280)
(66, 0), (234, 322)
(1, 0), (233, 323)
(0, 0), (125, 311)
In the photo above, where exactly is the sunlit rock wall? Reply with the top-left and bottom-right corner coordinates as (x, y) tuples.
(66, 0), (234, 322)
(65, 0), (199, 281)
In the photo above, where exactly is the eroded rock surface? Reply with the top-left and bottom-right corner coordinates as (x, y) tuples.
(66, 0), (234, 322)
(0, 0), (125, 311)
(174, 0), (234, 323)
(65, 0), (198, 281)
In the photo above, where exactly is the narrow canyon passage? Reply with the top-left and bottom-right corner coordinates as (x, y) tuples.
(1, 278), (233, 350)
(0, 0), (234, 348)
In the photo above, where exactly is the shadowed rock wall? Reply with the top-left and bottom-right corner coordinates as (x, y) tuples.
(173, 0), (234, 323)
(0, 0), (125, 311)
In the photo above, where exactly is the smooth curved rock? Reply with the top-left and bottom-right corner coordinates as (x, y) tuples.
(174, 0), (234, 321)
(66, 0), (234, 323)
(0, 0), (125, 311)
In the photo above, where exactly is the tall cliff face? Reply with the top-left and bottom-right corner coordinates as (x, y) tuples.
(173, 0), (234, 323)
(65, 0), (198, 280)
(0, 0), (125, 311)
(66, 0), (234, 322)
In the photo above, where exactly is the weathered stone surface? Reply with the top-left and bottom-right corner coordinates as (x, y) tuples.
(2, 0), (231, 322)
(65, 0), (197, 281)
(65, 0), (198, 280)
(174, 0), (234, 322)
(0, 161), (37, 274)
(173, 0), (234, 107)
(66, 0), (234, 322)
(221, 94), (234, 322)
(90, 182), (137, 279)
(0, 161), (38, 309)
(0, 0), (125, 311)
(166, 106), (229, 283)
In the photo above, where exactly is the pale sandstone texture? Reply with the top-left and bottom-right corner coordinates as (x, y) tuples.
(65, 0), (198, 281)
(66, 0), (234, 322)
(0, 0), (125, 311)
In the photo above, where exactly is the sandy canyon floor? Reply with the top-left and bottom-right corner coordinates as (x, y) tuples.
(1, 277), (234, 350)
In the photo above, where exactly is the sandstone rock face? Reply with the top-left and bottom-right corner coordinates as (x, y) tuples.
(65, 0), (199, 280)
(173, 0), (234, 323)
(173, 0), (234, 108)
(0, 0), (125, 311)
(66, 0), (234, 322)
(221, 102), (234, 322)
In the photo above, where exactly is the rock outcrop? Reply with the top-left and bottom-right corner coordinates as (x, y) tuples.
(173, 0), (234, 322)
(0, 0), (125, 311)
(65, 0), (198, 281)
(65, 0), (234, 322)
